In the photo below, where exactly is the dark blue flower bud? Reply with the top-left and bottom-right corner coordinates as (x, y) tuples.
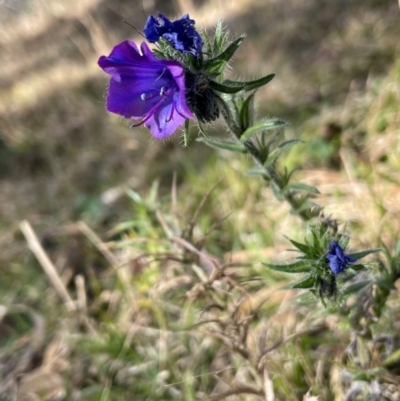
(144, 13), (203, 56)
(326, 241), (356, 275)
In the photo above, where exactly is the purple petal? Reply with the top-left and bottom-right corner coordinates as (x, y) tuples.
(326, 240), (358, 275)
(335, 245), (347, 263)
(106, 75), (161, 118)
(345, 255), (356, 264)
(328, 256), (342, 275)
(145, 93), (192, 139)
(98, 40), (194, 138)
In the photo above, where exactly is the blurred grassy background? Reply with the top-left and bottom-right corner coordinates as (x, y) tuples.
(0, 0), (399, 235)
(1, 0), (400, 399)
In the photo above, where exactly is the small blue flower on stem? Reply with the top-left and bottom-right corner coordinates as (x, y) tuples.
(326, 241), (356, 275)
(144, 13), (203, 56)
(98, 41), (194, 138)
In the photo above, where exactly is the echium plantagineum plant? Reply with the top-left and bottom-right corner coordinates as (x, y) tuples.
(98, 14), (379, 304)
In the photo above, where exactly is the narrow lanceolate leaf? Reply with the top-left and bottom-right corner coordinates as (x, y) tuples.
(346, 248), (381, 260)
(289, 275), (315, 289)
(196, 137), (247, 153)
(241, 119), (288, 141)
(288, 238), (310, 254)
(242, 73), (275, 91)
(240, 93), (256, 131)
(263, 260), (311, 273)
(383, 348), (400, 367)
(264, 139), (303, 167)
(283, 182), (320, 195)
(213, 20), (227, 53)
(204, 36), (244, 74)
(347, 263), (366, 272)
(375, 278), (395, 291)
(209, 80), (246, 94)
(202, 29), (212, 55)
(245, 166), (269, 178)
(223, 73), (275, 92)
(343, 280), (371, 295)
(353, 368), (384, 382)
(182, 119), (190, 147)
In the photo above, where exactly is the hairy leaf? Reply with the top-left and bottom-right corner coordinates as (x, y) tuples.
(241, 119), (288, 141)
(204, 36), (244, 74)
(240, 93), (256, 131)
(343, 280), (371, 295)
(264, 139), (303, 167)
(290, 275), (315, 289)
(283, 182), (320, 195)
(347, 248), (381, 260)
(263, 260), (311, 273)
(197, 137), (247, 153)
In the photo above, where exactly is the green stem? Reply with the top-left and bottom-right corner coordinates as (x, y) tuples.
(243, 139), (311, 221)
(217, 94), (316, 221)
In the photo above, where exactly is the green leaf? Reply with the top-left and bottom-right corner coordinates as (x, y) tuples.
(196, 137), (247, 153)
(214, 20), (223, 47)
(283, 182), (320, 195)
(213, 20), (227, 53)
(264, 139), (303, 167)
(240, 93), (256, 131)
(384, 348), (400, 367)
(339, 236), (350, 250)
(284, 166), (301, 183)
(109, 220), (138, 235)
(288, 238), (311, 254)
(241, 73), (275, 91)
(374, 278), (395, 291)
(182, 119), (190, 147)
(220, 80), (247, 90)
(352, 368), (384, 382)
(347, 248), (381, 260)
(223, 73), (275, 92)
(125, 189), (142, 204)
(241, 119), (288, 141)
(148, 180), (159, 205)
(245, 166), (269, 178)
(209, 80), (246, 94)
(347, 264), (366, 272)
(202, 29), (212, 55)
(263, 260), (311, 273)
(204, 36), (244, 75)
(289, 275), (315, 289)
(244, 74), (275, 92)
(343, 280), (371, 295)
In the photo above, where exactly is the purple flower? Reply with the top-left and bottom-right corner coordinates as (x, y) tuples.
(326, 241), (356, 275)
(144, 13), (203, 56)
(98, 41), (194, 139)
